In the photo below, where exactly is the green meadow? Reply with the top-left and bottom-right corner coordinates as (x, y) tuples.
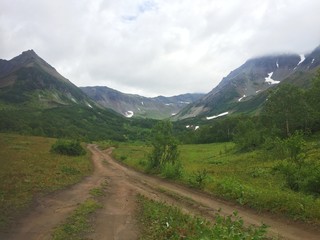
(0, 133), (92, 228)
(113, 140), (320, 225)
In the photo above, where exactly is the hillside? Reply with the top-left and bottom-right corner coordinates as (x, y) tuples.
(175, 45), (320, 120)
(0, 50), (153, 141)
(80, 86), (204, 119)
(0, 50), (96, 109)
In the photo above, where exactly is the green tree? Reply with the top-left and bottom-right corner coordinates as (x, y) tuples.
(233, 118), (263, 151)
(149, 121), (179, 170)
(306, 70), (320, 131)
(263, 84), (309, 137)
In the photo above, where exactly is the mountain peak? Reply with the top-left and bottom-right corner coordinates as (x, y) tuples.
(20, 49), (38, 58)
(12, 49), (42, 65)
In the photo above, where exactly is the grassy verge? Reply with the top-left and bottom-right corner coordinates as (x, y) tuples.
(51, 181), (107, 240)
(51, 199), (102, 240)
(0, 133), (92, 228)
(113, 142), (320, 224)
(137, 195), (268, 240)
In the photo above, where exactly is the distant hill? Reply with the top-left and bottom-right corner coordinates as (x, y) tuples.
(175, 45), (320, 120)
(80, 86), (204, 119)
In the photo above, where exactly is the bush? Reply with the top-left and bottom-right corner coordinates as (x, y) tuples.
(161, 161), (183, 180)
(188, 169), (209, 189)
(233, 119), (264, 151)
(274, 160), (320, 195)
(51, 139), (86, 156)
(262, 137), (287, 160)
(148, 121), (179, 170)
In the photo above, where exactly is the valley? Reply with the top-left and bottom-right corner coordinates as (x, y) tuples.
(2, 141), (320, 239)
(2, 0), (320, 238)
(1, 46), (320, 239)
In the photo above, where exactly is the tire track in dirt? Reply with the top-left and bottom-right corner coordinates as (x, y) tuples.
(1, 145), (320, 240)
(0, 145), (109, 240)
(94, 146), (320, 240)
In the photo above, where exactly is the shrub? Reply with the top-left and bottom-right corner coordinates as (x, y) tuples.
(233, 119), (264, 151)
(148, 121), (179, 170)
(161, 161), (183, 180)
(263, 131), (306, 162)
(188, 169), (209, 189)
(274, 160), (320, 195)
(51, 139), (86, 156)
(262, 137), (287, 160)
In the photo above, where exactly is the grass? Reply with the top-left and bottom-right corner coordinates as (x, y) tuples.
(113, 141), (320, 225)
(137, 195), (268, 240)
(0, 133), (92, 228)
(51, 180), (107, 240)
(51, 199), (102, 240)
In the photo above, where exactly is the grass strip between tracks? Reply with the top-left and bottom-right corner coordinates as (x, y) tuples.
(51, 180), (107, 240)
(137, 194), (269, 240)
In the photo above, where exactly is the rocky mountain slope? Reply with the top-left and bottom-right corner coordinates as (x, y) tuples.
(0, 50), (96, 109)
(0, 50), (132, 141)
(175, 45), (320, 120)
(81, 86), (204, 119)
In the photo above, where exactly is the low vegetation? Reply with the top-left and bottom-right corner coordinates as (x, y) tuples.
(51, 180), (107, 240)
(51, 139), (86, 156)
(147, 121), (182, 179)
(137, 195), (268, 240)
(113, 137), (320, 224)
(0, 133), (92, 228)
(51, 199), (102, 240)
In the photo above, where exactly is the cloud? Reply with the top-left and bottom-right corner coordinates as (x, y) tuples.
(1, 0), (320, 97)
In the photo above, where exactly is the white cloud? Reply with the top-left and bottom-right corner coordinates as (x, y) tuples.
(1, 0), (319, 97)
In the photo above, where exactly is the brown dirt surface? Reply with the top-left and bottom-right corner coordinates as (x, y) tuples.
(1, 144), (320, 240)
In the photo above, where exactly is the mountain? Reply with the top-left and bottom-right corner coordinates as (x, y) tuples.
(176, 45), (320, 120)
(80, 86), (204, 119)
(0, 50), (96, 108)
(0, 50), (145, 141)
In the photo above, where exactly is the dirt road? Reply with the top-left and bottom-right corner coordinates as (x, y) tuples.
(1, 145), (319, 240)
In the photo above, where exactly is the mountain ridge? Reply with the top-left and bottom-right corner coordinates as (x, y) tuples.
(175, 45), (320, 120)
(0, 50), (96, 108)
(80, 86), (204, 119)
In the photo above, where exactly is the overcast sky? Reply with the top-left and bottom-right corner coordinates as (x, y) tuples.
(1, 0), (320, 97)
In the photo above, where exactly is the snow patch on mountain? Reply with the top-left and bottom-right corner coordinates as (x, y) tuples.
(276, 60), (279, 68)
(206, 112), (229, 120)
(265, 72), (280, 85)
(85, 102), (93, 108)
(294, 54), (305, 70)
(71, 97), (77, 103)
(238, 95), (246, 102)
(125, 111), (134, 118)
(186, 125), (200, 130)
